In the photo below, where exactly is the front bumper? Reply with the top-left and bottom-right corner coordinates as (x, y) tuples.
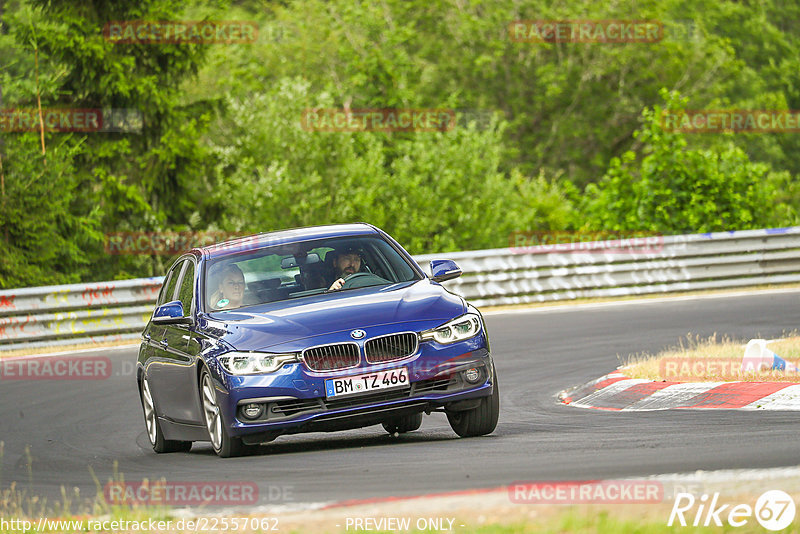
(213, 337), (493, 443)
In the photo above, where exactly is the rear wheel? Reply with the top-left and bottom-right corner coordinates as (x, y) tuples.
(200, 370), (245, 458)
(446, 367), (499, 438)
(140, 376), (191, 453)
(382, 412), (423, 434)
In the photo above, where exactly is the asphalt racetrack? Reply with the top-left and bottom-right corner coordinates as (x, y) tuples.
(2, 290), (800, 508)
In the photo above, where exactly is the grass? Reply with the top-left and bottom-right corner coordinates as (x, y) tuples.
(0, 454), (174, 532)
(622, 333), (800, 382)
(535, 509), (744, 533)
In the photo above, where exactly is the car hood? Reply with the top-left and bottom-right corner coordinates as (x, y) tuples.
(201, 280), (466, 350)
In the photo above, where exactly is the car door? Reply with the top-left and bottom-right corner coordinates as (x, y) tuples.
(183, 269), (207, 425)
(155, 259), (202, 424)
(140, 267), (175, 370)
(146, 259), (186, 419)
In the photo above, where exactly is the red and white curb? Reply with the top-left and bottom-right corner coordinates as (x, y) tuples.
(559, 371), (800, 411)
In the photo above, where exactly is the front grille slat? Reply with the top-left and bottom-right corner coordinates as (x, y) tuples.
(365, 332), (418, 364)
(270, 399), (322, 417)
(302, 342), (359, 371)
(411, 377), (457, 394)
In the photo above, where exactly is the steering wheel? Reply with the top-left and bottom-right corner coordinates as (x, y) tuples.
(340, 272), (375, 289)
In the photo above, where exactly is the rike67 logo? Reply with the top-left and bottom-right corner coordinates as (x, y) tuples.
(669, 490), (796, 531)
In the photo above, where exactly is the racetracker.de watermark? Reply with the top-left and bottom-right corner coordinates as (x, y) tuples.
(103, 20), (258, 44)
(103, 481), (262, 506)
(509, 230), (664, 255)
(509, 20), (663, 43)
(0, 108), (143, 133)
(659, 357), (800, 380)
(509, 480), (663, 503)
(0, 356), (111, 380)
(104, 231), (264, 255)
(661, 110), (800, 133)
(301, 108), (456, 132)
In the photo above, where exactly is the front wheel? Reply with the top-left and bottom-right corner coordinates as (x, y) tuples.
(140, 376), (191, 453)
(382, 412), (423, 434)
(200, 370), (246, 458)
(446, 367), (499, 438)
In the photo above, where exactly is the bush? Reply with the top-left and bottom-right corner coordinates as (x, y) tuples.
(583, 89), (781, 234)
(209, 77), (575, 254)
(0, 135), (103, 288)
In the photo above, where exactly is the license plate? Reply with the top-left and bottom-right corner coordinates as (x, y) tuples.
(325, 367), (409, 398)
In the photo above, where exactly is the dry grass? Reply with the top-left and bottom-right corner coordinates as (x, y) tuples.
(0, 452), (172, 524)
(622, 333), (800, 382)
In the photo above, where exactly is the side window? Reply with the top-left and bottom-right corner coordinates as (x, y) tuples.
(161, 260), (184, 305)
(155, 270), (173, 307)
(177, 262), (195, 317)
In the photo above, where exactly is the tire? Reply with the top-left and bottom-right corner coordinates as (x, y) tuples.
(200, 370), (246, 458)
(446, 366), (499, 438)
(382, 412), (423, 434)
(140, 376), (192, 453)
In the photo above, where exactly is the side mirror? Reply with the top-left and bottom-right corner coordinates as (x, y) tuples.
(430, 259), (462, 283)
(153, 300), (192, 325)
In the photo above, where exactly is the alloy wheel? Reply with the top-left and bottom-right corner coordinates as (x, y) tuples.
(202, 374), (223, 450)
(142, 378), (158, 445)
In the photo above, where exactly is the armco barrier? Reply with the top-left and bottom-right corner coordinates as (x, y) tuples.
(0, 278), (163, 351)
(1, 228), (799, 351)
(415, 227), (800, 306)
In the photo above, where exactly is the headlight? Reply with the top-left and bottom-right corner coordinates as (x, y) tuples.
(218, 352), (299, 375)
(420, 313), (482, 344)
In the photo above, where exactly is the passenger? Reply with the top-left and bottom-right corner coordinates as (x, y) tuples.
(328, 247), (363, 291)
(209, 264), (246, 309)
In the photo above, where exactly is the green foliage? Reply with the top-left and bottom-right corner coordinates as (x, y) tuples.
(1, 0), (214, 286)
(0, 135), (103, 287)
(213, 0), (800, 186)
(209, 78), (574, 254)
(583, 90), (782, 233)
(3, 0), (800, 287)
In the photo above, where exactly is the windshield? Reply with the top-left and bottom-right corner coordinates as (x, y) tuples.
(203, 235), (421, 311)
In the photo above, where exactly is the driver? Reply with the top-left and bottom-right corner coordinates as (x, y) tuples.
(328, 246), (363, 291)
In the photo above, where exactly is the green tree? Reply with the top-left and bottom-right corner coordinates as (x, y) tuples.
(209, 77), (575, 253)
(204, 0), (800, 188)
(5, 0), (800, 287)
(1, 0), (214, 286)
(583, 90), (780, 233)
(0, 135), (103, 287)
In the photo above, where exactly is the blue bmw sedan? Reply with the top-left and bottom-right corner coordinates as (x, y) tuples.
(137, 223), (499, 457)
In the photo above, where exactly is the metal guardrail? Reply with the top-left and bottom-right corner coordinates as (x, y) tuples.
(415, 227), (800, 306)
(2, 227), (799, 351)
(0, 278), (163, 351)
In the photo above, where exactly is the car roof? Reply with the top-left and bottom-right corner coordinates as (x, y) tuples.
(199, 223), (380, 259)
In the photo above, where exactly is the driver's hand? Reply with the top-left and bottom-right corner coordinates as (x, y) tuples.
(329, 278), (345, 291)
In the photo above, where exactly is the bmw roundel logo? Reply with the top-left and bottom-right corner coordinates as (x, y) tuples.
(350, 329), (366, 339)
